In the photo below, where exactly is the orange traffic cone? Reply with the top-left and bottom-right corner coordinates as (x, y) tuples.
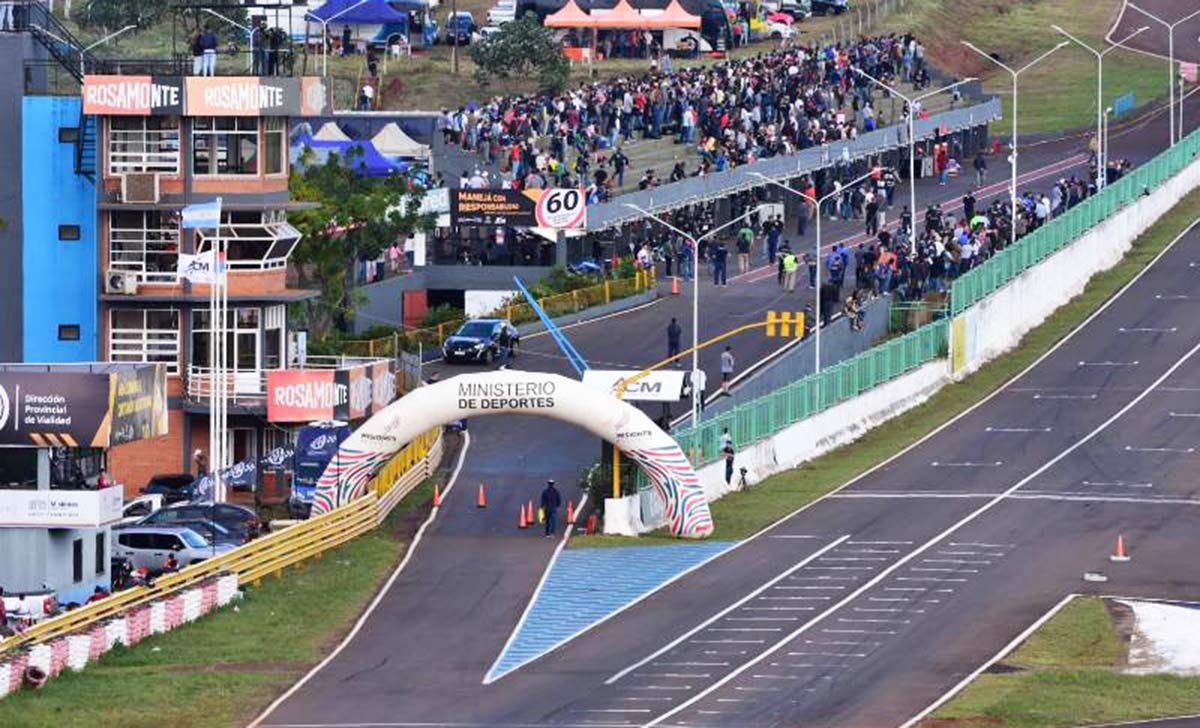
(1110, 534), (1130, 562)
(567, 499), (576, 525)
(477, 483), (487, 508)
(671, 276), (680, 295)
(518, 506), (528, 529)
(433, 484), (442, 507)
(586, 514), (597, 535)
(526, 500), (535, 525)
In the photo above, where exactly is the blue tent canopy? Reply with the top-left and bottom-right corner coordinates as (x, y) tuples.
(293, 135), (411, 177)
(307, 0), (411, 24)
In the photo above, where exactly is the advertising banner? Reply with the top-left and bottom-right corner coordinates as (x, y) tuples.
(82, 76), (331, 117)
(82, 75), (184, 116)
(109, 365), (169, 446)
(266, 370), (346, 423)
(581, 370), (688, 402)
(451, 188), (587, 229)
(0, 488), (124, 528)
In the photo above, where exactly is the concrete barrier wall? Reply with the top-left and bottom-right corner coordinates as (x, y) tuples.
(952, 154), (1200, 378)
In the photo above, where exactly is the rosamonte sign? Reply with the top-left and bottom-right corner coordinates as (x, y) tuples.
(267, 363), (397, 423)
(81, 75), (331, 117)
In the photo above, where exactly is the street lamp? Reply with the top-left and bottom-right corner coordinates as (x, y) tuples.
(202, 7), (253, 73)
(1104, 106), (1114, 181)
(850, 70), (977, 251)
(622, 202), (768, 426)
(1053, 24), (1150, 189)
(307, 0), (369, 77)
(961, 40), (1070, 245)
(80, 24), (136, 77)
(1126, 3), (1200, 145)
(750, 168), (877, 375)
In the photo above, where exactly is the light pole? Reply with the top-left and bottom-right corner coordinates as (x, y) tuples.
(962, 40), (1069, 245)
(750, 168), (877, 375)
(622, 202), (768, 426)
(1126, 3), (1200, 145)
(850, 70), (976, 252)
(1053, 24), (1149, 189)
(1104, 106), (1114, 183)
(307, 0), (369, 77)
(202, 8), (253, 73)
(80, 24), (137, 77)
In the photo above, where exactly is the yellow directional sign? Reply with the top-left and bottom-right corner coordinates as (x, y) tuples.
(766, 311), (805, 338)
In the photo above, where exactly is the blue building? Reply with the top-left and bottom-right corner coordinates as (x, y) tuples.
(0, 32), (98, 363)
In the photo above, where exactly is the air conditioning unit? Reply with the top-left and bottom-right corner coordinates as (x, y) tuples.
(104, 271), (138, 295)
(121, 173), (160, 204)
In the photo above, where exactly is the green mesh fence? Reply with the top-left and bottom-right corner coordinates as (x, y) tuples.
(671, 320), (949, 468)
(951, 128), (1200, 314)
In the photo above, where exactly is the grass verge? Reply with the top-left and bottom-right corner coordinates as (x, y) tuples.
(571, 186), (1200, 547)
(0, 474), (448, 728)
(921, 597), (1200, 727)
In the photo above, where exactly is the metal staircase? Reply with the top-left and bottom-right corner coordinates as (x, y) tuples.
(73, 110), (96, 181)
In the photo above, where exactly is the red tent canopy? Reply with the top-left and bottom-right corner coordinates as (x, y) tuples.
(545, 0), (598, 27)
(648, 0), (701, 29)
(591, 0), (649, 29)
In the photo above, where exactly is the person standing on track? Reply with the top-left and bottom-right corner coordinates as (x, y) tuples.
(736, 223), (753, 275)
(711, 240), (729, 286)
(782, 248), (799, 292)
(667, 317), (682, 364)
(974, 152), (987, 187)
(720, 346), (735, 394)
(540, 479), (562, 538)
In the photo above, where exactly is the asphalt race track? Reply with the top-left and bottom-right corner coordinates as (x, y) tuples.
(255, 55), (1200, 728)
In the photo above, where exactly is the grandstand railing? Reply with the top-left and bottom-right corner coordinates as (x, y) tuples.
(952, 127), (1200, 314)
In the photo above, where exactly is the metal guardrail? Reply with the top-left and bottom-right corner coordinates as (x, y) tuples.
(0, 427), (443, 656)
(951, 126), (1200, 313)
(339, 269), (656, 358)
(588, 99), (1003, 230)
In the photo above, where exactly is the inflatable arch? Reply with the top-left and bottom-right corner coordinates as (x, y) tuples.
(311, 370), (713, 538)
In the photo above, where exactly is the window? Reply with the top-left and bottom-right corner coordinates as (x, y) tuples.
(58, 126), (79, 143)
(95, 532), (106, 575)
(108, 116), (181, 174)
(264, 304), (285, 368)
(72, 538), (84, 583)
(109, 308), (181, 374)
(191, 307), (259, 370)
(264, 118), (286, 175)
(58, 224), (81, 241)
(109, 209), (180, 283)
(192, 117), (259, 176)
(58, 324), (81, 341)
(193, 212), (300, 270)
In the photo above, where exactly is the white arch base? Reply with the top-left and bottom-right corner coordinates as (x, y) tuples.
(311, 370), (714, 538)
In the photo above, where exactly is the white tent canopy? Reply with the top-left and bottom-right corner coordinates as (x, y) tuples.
(313, 121), (352, 142)
(372, 122), (431, 159)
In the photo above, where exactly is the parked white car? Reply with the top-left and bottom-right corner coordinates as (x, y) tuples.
(768, 20), (797, 39)
(114, 526), (235, 573)
(487, 0), (516, 25)
(119, 494), (164, 526)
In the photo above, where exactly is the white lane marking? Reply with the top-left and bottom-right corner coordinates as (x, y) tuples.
(805, 566), (877, 571)
(1119, 327), (1177, 333)
(631, 685), (693, 691)
(938, 550), (1005, 557)
(654, 662), (729, 667)
(839, 548), (901, 554)
(715, 698), (746, 702)
(898, 594), (1078, 728)
(1081, 480), (1153, 488)
(618, 697), (675, 701)
(1013, 494), (1200, 506)
(805, 640), (882, 646)
(930, 460), (1004, 467)
(769, 534), (821, 539)
(1169, 411), (1200, 418)
(922, 559), (992, 565)
(854, 607), (923, 614)
(884, 587), (927, 592)
(786, 651), (869, 658)
(782, 584), (846, 589)
(605, 536), (849, 684)
(985, 427), (1053, 433)
(247, 431), (475, 728)
(635, 673), (711, 679)
(707, 628), (784, 632)
(949, 542), (1014, 548)
(897, 577), (969, 583)
(1078, 360), (1139, 366)
(691, 639), (766, 645)
(910, 567), (980, 573)
(650, 219), (1200, 728)
(870, 597), (915, 602)
(837, 618), (911, 624)
(726, 617), (801, 622)
(833, 493), (994, 499)
(1156, 294), (1196, 300)
(583, 709), (652, 714)
(821, 629), (898, 635)
(789, 576), (860, 581)
(846, 540), (913, 545)
(1033, 393), (1098, 399)
(762, 596), (831, 601)
(1124, 445), (1195, 453)
(817, 557), (891, 562)
(733, 686), (779, 692)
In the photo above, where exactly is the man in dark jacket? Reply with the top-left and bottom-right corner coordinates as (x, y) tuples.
(667, 317), (682, 364)
(540, 480), (562, 538)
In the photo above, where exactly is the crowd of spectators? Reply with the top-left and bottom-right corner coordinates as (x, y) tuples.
(437, 32), (935, 201)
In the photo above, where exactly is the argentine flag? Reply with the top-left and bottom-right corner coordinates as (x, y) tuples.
(181, 198), (223, 229)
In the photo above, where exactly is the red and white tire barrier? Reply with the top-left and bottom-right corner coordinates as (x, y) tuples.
(0, 576), (244, 701)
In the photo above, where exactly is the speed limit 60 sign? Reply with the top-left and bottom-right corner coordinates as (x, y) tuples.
(451, 188), (587, 230)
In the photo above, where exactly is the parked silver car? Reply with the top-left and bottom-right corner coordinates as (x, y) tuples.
(113, 526), (234, 573)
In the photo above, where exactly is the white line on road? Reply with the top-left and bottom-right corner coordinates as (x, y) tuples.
(846, 540), (913, 545)
(930, 461), (1004, 467)
(821, 629), (898, 635)
(605, 536), (849, 684)
(985, 427), (1053, 433)
(1081, 480), (1153, 488)
(769, 534), (821, 539)
(948, 543), (1014, 549)
(1169, 412), (1200, 418)
(910, 568), (980, 574)
(1033, 393), (1099, 399)
(1119, 327), (1177, 333)
(922, 559), (992, 565)
(1123, 445), (1195, 453)
(897, 577), (969, 583)
(1078, 360), (1139, 366)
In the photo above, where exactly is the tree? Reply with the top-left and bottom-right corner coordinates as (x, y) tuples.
(288, 147), (434, 340)
(469, 13), (570, 95)
(79, 0), (166, 34)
